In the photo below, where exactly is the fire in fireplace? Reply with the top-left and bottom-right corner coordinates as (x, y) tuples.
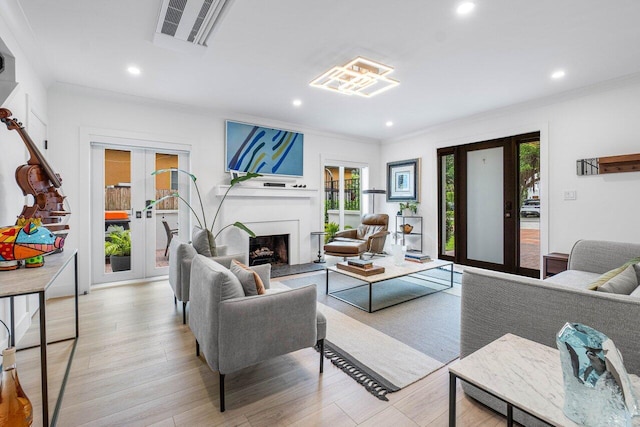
(248, 234), (289, 267)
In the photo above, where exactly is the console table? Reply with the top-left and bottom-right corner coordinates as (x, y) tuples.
(0, 250), (79, 426)
(449, 333), (640, 426)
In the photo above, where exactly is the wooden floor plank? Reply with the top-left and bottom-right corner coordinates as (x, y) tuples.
(13, 278), (505, 426)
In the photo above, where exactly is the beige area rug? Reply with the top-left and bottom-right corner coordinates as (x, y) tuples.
(273, 279), (452, 400)
(318, 303), (444, 389)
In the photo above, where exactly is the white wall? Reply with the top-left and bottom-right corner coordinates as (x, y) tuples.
(47, 83), (381, 294)
(380, 75), (640, 261)
(0, 7), (50, 348)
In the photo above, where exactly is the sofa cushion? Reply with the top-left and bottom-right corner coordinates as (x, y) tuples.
(587, 256), (640, 290)
(230, 259), (266, 296)
(324, 239), (367, 255)
(597, 264), (638, 295)
(543, 270), (600, 290)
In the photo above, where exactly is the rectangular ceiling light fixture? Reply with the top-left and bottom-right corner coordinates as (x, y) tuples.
(309, 57), (399, 98)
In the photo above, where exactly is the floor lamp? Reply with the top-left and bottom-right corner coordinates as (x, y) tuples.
(362, 189), (386, 213)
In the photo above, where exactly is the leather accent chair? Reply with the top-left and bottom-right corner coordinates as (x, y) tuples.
(189, 255), (326, 412)
(324, 213), (390, 259)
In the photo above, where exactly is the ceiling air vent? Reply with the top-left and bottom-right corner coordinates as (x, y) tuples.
(154, 0), (234, 51)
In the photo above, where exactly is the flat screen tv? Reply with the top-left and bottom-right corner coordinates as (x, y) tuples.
(225, 120), (303, 177)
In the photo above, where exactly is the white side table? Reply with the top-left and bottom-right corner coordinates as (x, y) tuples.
(449, 333), (640, 426)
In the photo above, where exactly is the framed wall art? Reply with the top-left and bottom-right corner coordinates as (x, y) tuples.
(225, 120), (304, 177)
(386, 158), (420, 202)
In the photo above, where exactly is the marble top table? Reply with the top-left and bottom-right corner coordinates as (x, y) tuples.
(448, 333), (640, 426)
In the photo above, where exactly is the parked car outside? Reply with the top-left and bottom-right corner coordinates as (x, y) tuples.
(520, 199), (540, 217)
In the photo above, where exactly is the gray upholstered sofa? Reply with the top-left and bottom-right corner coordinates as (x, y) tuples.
(460, 240), (640, 425)
(168, 232), (248, 324)
(188, 254), (326, 412)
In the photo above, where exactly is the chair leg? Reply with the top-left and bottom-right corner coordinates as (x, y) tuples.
(196, 339), (199, 357)
(219, 373), (226, 412)
(318, 339), (324, 373)
(183, 301), (187, 324)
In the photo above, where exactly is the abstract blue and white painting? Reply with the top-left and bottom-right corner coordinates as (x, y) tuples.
(226, 121), (304, 176)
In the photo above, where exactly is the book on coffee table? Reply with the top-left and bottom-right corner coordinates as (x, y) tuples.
(347, 259), (374, 269)
(336, 262), (385, 276)
(405, 252), (431, 262)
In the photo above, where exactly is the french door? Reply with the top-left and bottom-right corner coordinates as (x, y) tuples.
(438, 132), (540, 277)
(323, 162), (368, 231)
(91, 143), (190, 285)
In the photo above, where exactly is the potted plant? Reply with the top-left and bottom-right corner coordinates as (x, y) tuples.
(145, 169), (261, 255)
(399, 202), (419, 216)
(324, 221), (339, 243)
(105, 226), (131, 272)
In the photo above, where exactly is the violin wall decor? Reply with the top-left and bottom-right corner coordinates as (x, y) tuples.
(0, 108), (70, 268)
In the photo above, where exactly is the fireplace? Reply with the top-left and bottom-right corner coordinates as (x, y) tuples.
(249, 234), (289, 267)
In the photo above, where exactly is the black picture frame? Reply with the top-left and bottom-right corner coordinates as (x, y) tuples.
(386, 158), (420, 202)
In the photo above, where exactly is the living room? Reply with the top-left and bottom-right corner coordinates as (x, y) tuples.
(1, 1), (640, 425)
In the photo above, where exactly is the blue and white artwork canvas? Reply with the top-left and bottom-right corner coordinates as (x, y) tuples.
(226, 121), (304, 177)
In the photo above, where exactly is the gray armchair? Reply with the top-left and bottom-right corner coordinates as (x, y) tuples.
(168, 235), (247, 324)
(189, 254), (326, 412)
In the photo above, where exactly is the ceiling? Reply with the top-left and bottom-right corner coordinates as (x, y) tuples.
(13, 0), (640, 140)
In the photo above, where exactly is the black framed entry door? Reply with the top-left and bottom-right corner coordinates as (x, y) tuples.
(438, 132), (540, 277)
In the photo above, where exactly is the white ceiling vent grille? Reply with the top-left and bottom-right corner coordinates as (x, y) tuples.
(155, 0), (234, 50)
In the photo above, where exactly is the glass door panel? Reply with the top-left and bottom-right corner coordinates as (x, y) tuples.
(104, 149), (132, 273)
(519, 140), (541, 271)
(440, 153), (455, 258)
(154, 153), (179, 269)
(466, 147), (504, 264)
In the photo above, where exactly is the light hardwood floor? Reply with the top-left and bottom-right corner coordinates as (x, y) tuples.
(16, 277), (505, 426)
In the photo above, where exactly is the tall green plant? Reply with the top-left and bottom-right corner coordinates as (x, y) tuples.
(145, 169), (261, 238)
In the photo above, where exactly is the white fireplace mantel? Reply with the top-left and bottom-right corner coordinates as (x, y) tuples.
(214, 184), (319, 264)
(215, 185), (318, 198)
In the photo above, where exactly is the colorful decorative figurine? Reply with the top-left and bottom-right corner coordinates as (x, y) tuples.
(0, 218), (64, 270)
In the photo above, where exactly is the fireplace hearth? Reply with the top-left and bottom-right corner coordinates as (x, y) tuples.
(249, 234), (289, 267)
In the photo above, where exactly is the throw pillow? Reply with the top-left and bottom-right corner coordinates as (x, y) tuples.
(597, 264), (639, 294)
(587, 256), (640, 290)
(230, 259), (266, 296)
(630, 283), (640, 298)
(192, 227), (214, 257)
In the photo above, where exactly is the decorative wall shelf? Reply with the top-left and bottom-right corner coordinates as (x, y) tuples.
(598, 153), (640, 174)
(215, 185), (318, 198)
(576, 152), (640, 175)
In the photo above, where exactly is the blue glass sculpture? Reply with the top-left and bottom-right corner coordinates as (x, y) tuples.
(557, 323), (638, 426)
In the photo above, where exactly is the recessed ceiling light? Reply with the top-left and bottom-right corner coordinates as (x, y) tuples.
(457, 2), (476, 15)
(386, 121), (394, 127)
(551, 70), (566, 79)
(292, 99), (302, 107)
(127, 66), (141, 76)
